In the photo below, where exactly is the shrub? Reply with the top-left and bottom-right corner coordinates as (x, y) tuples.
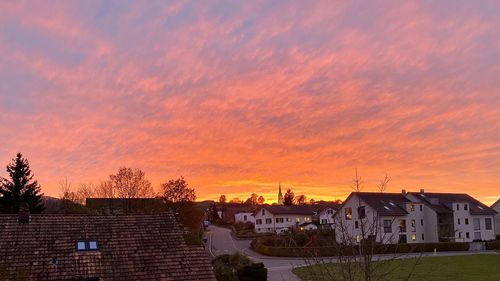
(237, 263), (267, 281)
(212, 253), (267, 281)
(293, 232), (309, 246)
(234, 222), (254, 231)
(486, 240), (500, 250)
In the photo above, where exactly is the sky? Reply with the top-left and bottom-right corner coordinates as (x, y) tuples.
(0, 0), (499, 205)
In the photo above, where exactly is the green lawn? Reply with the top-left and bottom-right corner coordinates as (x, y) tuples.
(292, 254), (500, 281)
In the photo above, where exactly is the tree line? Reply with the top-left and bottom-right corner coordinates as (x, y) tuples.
(0, 153), (198, 214)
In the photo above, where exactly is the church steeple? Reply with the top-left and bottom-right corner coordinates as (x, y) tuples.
(277, 183), (284, 205)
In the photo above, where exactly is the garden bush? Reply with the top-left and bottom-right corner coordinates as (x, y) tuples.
(486, 240), (500, 250)
(212, 253), (267, 281)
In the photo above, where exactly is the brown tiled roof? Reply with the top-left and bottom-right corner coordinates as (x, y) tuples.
(409, 192), (497, 216)
(0, 213), (215, 281)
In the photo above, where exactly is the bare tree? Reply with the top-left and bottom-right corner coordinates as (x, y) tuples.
(109, 167), (154, 199)
(59, 177), (77, 203)
(94, 180), (114, 198)
(377, 174), (391, 193)
(160, 177), (196, 203)
(75, 183), (95, 204)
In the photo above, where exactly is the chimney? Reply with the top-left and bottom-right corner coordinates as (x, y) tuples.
(18, 202), (31, 224)
(420, 188), (425, 194)
(401, 189), (407, 195)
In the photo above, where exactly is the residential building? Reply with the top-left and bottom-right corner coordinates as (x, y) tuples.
(220, 203), (254, 223)
(318, 205), (337, 228)
(253, 205), (315, 233)
(492, 199), (500, 237)
(0, 206), (215, 280)
(334, 190), (496, 245)
(234, 211), (255, 223)
(86, 198), (166, 215)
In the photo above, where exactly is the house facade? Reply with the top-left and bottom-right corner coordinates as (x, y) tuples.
(334, 190), (496, 245)
(318, 206), (336, 227)
(492, 199), (500, 237)
(253, 205), (315, 233)
(234, 211), (255, 223)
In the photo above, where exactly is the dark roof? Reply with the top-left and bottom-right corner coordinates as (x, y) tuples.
(255, 205), (316, 215)
(337, 192), (410, 217)
(221, 204), (254, 222)
(0, 213), (215, 281)
(85, 198), (166, 214)
(409, 192), (497, 216)
(313, 202), (340, 213)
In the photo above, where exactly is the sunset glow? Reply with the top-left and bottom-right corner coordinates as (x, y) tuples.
(0, 1), (499, 205)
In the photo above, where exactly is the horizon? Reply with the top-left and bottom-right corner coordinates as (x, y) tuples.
(1, 1), (499, 206)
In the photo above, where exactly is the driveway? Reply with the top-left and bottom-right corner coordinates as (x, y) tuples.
(206, 225), (304, 281)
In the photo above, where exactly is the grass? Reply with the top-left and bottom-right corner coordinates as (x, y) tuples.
(292, 254), (500, 281)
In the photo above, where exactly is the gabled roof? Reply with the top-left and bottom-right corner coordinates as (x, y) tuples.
(491, 198), (500, 210)
(409, 192), (497, 216)
(85, 198), (166, 214)
(354, 192), (410, 216)
(333, 192), (409, 217)
(254, 205), (316, 216)
(0, 212), (215, 281)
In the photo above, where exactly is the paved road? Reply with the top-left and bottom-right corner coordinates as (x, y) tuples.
(206, 225), (304, 281)
(205, 225), (498, 281)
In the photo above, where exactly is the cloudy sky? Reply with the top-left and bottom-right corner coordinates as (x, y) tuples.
(0, 0), (499, 204)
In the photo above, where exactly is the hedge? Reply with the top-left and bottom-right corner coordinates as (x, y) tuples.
(251, 238), (471, 257)
(486, 240), (500, 250)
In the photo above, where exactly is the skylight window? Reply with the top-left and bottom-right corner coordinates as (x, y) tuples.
(384, 206), (390, 210)
(76, 241), (86, 251)
(477, 205), (484, 210)
(76, 240), (99, 251)
(389, 202), (396, 207)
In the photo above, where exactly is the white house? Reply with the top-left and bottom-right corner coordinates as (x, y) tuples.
(234, 212), (255, 224)
(318, 206), (336, 228)
(492, 199), (500, 237)
(253, 205), (315, 233)
(334, 190), (497, 245)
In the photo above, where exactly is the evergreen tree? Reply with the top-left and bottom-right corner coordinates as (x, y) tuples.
(0, 153), (45, 213)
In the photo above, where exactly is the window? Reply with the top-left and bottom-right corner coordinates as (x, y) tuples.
(321, 219), (327, 224)
(398, 234), (407, 244)
(420, 219), (424, 226)
(464, 204), (468, 211)
(383, 220), (392, 233)
(357, 206), (366, 219)
(262, 209), (265, 215)
(286, 218), (291, 222)
(304, 217), (311, 222)
(355, 235), (361, 243)
(474, 232), (481, 240)
(296, 217), (301, 223)
(265, 218), (272, 224)
(256, 219), (262, 225)
(276, 218), (284, 223)
(243, 215), (247, 221)
(421, 233), (425, 240)
(411, 219), (416, 232)
(465, 218), (469, 225)
(88, 241), (98, 250)
(457, 218), (461, 225)
(473, 218), (480, 230)
(399, 219), (406, 233)
(411, 233), (416, 241)
(458, 232), (462, 238)
(77, 241), (86, 251)
(485, 218), (492, 230)
(419, 205), (423, 211)
(456, 204), (459, 211)
(76, 241), (98, 251)
(355, 221), (359, 229)
(410, 204), (415, 211)
(345, 208), (352, 220)
(466, 232), (470, 239)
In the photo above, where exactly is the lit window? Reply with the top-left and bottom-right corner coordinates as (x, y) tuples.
(345, 208), (352, 220)
(355, 234), (361, 243)
(77, 241), (86, 251)
(411, 233), (416, 241)
(410, 204), (415, 211)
